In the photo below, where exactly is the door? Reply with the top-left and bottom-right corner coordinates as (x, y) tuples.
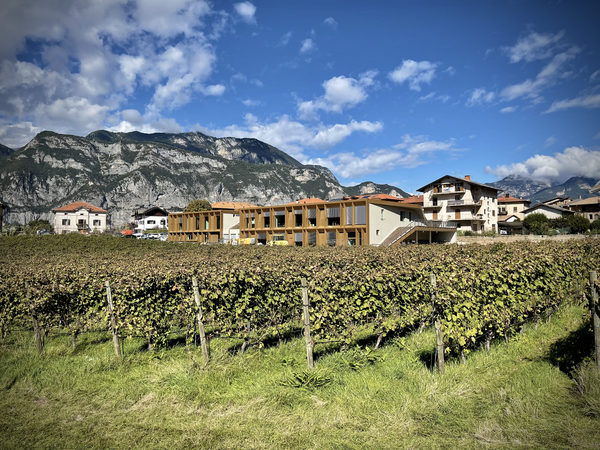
(455, 210), (461, 219)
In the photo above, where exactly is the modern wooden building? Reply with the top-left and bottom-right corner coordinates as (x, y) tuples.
(237, 197), (456, 247)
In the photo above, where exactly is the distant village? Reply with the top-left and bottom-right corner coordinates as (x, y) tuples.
(1, 174), (599, 247)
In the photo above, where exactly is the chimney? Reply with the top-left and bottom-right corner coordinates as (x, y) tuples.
(505, 193), (509, 198)
(464, 175), (471, 181)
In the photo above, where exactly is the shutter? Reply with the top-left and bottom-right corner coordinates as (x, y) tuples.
(307, 208), (317, 219)
(346, 207), (353, 225)
(355, 205), (366, 225)
(327, 207), (340, 218)
(295, 232), (303, 242)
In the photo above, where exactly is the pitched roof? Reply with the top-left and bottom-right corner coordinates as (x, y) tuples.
(285, 197), (324, 205)
(498, 194), (530, 204)
(398, 195), (424, 204)
(522, 203), (574, 215)
(342, 193), (403, 201)
(52, 201), (107, 213)
(212, 201), (259, 210)
(417, 175), (500, 193)
(568, 196), (600, 206)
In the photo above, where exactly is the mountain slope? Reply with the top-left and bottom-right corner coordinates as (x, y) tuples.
(0, 143), (14, 157)
(530, 177), (599, 203)
(0, 130), (406, 227)
(488, 175), (551, 199)
(344, 181), (409, 198)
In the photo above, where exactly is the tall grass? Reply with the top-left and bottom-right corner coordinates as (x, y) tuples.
(1, 305), (599, 448)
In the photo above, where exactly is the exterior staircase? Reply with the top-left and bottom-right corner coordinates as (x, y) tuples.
(380, 223), (419, 247)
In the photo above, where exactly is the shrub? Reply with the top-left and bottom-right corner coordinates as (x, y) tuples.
(568, 215), (590, 234)
(523, 213), (549, 235)
(183, 199), (212, 212)
(590, 219), (600, 232)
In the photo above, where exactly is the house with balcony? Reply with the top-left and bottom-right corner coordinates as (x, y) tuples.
(132, 207), (169, 234)
(498, 194), (530, 221)
(236, 197), (456, 247)
(566, 196), (600, 221)
(417, 175), (500, 233)
(52, 201), (108, 234)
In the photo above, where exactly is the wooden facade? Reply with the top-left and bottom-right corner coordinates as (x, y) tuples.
(168, 210), (224, 242)
(237, 199), (371, 247)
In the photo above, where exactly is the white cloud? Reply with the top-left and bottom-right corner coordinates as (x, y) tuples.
(306, 134), (459, 179)
(0, 0), (228, 144)
(300, 38), (315, 54)
(544, 136), (556, 147)
(419, 92), (450, 103)
(486, 146), (600, 183)
(0, 121), (43, 147)
(194, 114), (382, 161)
(500, 106), (517, 113)
(388, 60), (437, 91)
(297, 72), (377, 119)
(233, 2), (256, 24)
(591, 70), (600, 82)
(323, 17), (338, 29)
(501, 46), (579, 101)
(279, 31), (292, 46)
(242, 99), (260, 107)
(504, 30), (565, 63)
(545, 93), (600, 113)
(467, 88), (495, 106)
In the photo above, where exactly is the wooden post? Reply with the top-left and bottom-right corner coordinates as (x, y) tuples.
(192, 277), (209, 365)
(301, 278), (314, 370)
(431, 273), (445, 373)
(590, 271), (600, 368)
(30, 307), (43, 355)
(105, 281), (122, 358)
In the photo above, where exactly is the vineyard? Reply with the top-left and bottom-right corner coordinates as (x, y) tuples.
(1, 235), (599, 363)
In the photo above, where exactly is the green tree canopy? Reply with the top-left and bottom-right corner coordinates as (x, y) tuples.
(568, 215), (590, 234)
(28, 219), (53, 233)
(523, 213), (549, 235)
(184, 199), (212, 212)
(590, 219), (600, 231)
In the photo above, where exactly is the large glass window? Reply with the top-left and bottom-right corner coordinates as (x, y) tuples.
(275, 211), (285, 227)
(327, 207), (340, 226)
(346, 207), (352, 225)
(347, 231), (356, 246)
(327, 231), (336, 246)
(308, 208), (316, 226)
(264, 212), (270, 228)
(295, 210), (302, 227)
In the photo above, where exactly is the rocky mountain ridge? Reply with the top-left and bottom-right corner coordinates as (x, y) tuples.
(0, 130), (406, 227)
(489, 174), (600, 203)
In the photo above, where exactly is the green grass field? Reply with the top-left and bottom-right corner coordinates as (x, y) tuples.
(1, 304), (599, 449)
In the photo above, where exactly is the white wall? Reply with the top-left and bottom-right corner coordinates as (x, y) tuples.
(54, 209), (107, 234)
(368, 204), (418, 245)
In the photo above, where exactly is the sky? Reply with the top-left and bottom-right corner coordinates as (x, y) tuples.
(0, 0), (599, 193)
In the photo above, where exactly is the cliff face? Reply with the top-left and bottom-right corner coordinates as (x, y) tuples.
(0, 130), (403, 227)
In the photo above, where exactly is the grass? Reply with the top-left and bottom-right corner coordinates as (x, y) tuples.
(1, 305), (600, 448)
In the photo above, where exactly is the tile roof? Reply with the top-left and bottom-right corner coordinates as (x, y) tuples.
(568, 196), (600, 206)
(285, 197), (324, 205)
(498, 194), (530, 204)
(416, 175), (500, 193)
(52, 201), (107, 213)
(398, 195), (424, 204)
(212, 201), (259, 210)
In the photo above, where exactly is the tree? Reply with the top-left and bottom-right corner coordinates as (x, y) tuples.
(523, 213), (549, 235)
(183, 199), (212, 212)
(591, 219), (600, 232)
(568, 215), (590, 234)
(28, 219), (53, 234)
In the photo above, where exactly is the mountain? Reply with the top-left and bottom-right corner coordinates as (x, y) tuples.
(529, 176), (600, 204)
(489, 174), (600, 203)
(0, 143), (14, 157)
(0, 130), (406, 227)
(488, 175), (551, 199)
(344, 181), (409, 198)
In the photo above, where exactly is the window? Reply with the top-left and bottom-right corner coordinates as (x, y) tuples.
(380, 209), (384, 220)
(179, 217), (183, 230)
(327, 207), (340, 226)
(147, 220), (155, 225)
(355, 205), (366, 225)
(347, 231), (356, 246)
(160, 219), (166, 226)
(513, 206), (518, 213)
(308, 208), (317, 226)
(294, 232), (303, 246)
(307, 231), (316, 246)
(216, 216), (220, 230)
(275, 211), (285, 227)
(196, 217), (200, 230)
(62, 219), (70, 226)
(346, 207), (353, 225)
(327, 231), (336, 246)
(264, 213), (270, 228)
(251, 214), (255, 228)
(93, 219), (101, 226)
(205, 217), (209, 230)
(294, 210), (302, 227)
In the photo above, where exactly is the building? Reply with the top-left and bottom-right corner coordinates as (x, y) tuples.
(522, 203), (574, 219)
(133, 207), (168, 234)
(168, 201), (257, 243)
(52, 201), (108, 234)
(498, 194), (530, 221)
(236, 197), (456, 247)
(417, 175), (500, 233)
(541, 196), (571, 208)
(567, 196), (600, 222)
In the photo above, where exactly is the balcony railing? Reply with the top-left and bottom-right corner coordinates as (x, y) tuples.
(447, 199), (482, 207)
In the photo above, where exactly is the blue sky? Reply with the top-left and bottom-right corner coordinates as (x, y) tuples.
(1, 0), (599, 193)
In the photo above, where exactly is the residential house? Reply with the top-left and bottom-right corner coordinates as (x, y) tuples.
(133, 207), (169, 234)
(417, 175), (500, 233)
(568, 196), (600, 222)
(542, 197), (571, 208)
(522, 203), (574, 219)
(53, 201), (108, 234)
(236, 197), (456, 247)
(497, 194), (530, 221)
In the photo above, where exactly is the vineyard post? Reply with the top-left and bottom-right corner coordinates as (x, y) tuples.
(105, 281), (122, 358)
(192, 277), (210, 365)
(590, 270), (600, 368)
(430, 273), (445, 373)
(301, 278), (314, 370)
(29, 306), (43, 355)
